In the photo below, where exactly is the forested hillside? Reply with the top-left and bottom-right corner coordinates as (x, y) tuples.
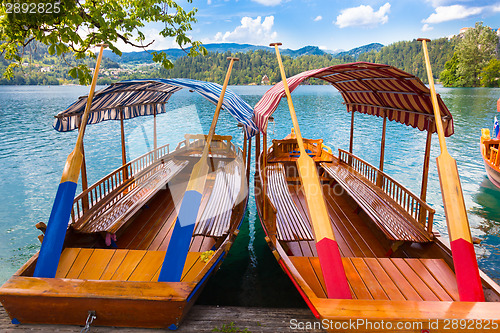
(160, 50), (347, 85)
(358, 37), (457, 83)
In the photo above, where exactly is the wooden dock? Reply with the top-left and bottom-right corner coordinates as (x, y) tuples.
(0, 305), (325, 332)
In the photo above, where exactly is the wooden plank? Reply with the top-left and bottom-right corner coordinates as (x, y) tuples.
(65, 249), (94, 279)
(180, 252), (203, 282)
(377, 258), (423, 301)
(289, 257), (327, 298)
(182, 253), (210, 283)
(350, 258), (389, 300)
(405, 258), (453, 301)
(55, 248), (81, 278)
(110, 250), (147, 281)
(363, 258), (405, 301)
(391, 258), (440, 301)
(342, 258), (371, 300)
(99, 249), (129, 280)
(127, 251), (165, 282)
(78, 249), (116, 280)
(420, 258), (460, 301)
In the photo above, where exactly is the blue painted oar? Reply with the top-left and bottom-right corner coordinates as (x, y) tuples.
(419, 38), (484, 301)
(33, 44), (107, 278)
(158, 57), (239, 282)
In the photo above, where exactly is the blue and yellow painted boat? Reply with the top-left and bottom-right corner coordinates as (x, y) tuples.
(0, 72), (257, 328)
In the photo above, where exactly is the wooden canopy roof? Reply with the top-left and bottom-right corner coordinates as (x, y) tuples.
(254, 62), (454, 136)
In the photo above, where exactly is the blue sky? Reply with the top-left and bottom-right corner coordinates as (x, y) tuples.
(120, 0), (500, 52)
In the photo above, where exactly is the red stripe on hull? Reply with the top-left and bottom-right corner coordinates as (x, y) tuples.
(484, 160), (500, 189)
(450, 238), (485, 302)
(316, 238), (352, 299)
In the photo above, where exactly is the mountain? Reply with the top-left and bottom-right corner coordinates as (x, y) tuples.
(335, 43), (384, 59)
(103, 43), (376, 64)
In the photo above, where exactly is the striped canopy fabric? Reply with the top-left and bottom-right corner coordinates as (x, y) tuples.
(54, 78), (258, 137)
(254, 62), (454, 137)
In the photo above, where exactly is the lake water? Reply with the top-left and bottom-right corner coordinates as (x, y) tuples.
(0, 84), (499, 307)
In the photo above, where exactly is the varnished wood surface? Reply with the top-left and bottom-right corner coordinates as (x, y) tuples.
(0, 305), (325, 333)
(290, 256), (459, 301)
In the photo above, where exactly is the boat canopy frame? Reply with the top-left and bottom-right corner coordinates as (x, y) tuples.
(253, 62), (455, 208)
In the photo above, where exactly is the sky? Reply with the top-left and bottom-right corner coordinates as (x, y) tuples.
(118, 0), (500, 53)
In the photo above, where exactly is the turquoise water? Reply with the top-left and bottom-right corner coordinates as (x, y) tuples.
(0, 85), (499, 307)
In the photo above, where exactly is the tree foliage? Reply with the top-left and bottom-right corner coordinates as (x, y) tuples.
(0, 0), (206, 84)
(161, 50), (344, 85)
(440, 22), (499, 87)
(480, 59), (500, 87)
(358, 37), (456, 83)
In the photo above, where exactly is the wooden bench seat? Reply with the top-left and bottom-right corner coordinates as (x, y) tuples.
(290, 256), (459, 301)
(193, 161), (241, 238)
(321, 162), (433, 243)
(266, 163), (314, 242)
(72, 159), (188, 234)
(55, 248), (208, 283)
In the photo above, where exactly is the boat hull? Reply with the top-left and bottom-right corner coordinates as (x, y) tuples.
(0, 137), (249, 329)
(483, 156), (500, 189)
(256, 137), (500, 333)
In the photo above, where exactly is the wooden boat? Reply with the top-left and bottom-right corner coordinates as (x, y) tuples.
(0, 73), (258, 328)
(480, 113), (500, 189)
(254, 61), (500, 332)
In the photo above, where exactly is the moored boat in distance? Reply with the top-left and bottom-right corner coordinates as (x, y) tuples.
(480, 112), (500, 189)
(0, 72), (257, 328)
(254, 60), (500, 332)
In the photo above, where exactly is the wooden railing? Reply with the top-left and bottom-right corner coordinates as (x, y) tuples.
(338, 149), (435, 232)
(71, 143), (170, 224)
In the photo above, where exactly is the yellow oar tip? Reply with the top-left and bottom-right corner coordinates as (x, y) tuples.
(417, 38), (431, 42)
(270, 42), (282, 47)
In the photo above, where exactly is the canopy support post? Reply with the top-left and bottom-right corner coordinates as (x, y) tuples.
(419, 120), (434, 224)
(153, 107), (157, 160)
(78, 119), (89, 211)
(262, 131), (268, 219)
(243, 130), (248, 168)
(255, 132), (261, 171)
(377, 113), (387, 187)
(348, 109), (355, 165)
(120, 109), (128, 180)
(247, 135), (252, 187)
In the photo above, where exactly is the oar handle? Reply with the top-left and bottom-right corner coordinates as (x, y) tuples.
(62, 43), (108, 184)
(417, 38), (448, 154)
(270, 43), (306, 155)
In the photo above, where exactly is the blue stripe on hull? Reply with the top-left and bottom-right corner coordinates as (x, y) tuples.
(34, 181), (78, 278)
(158, 190), (202, 282)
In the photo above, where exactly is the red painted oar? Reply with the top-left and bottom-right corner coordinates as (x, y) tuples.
(419, 38), (484, 302)
(270, 43), (351, 299)
(34, 44), (107, 278)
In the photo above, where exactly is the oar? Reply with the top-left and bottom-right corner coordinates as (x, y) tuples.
(418, 38), (484, 302)
(158, 57), (239, 282)
(34, 44), (107, 278)
(270, 43), (351, 299)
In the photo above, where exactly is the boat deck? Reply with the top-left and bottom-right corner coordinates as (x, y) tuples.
(283, 183), (387, 258)
(290, 256), (459, 301)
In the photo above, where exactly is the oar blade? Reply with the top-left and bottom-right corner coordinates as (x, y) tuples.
(296, 155), (332, 240)
(436, 153), (485, 301)
(296, 154), (351, 299)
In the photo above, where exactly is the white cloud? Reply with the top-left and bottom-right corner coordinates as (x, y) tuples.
(493, 4), (500, 11)
(314, 15), (323, 22)
(421, 24), (434, 32)
(213, 16), (277, 45)
(207, 0), (212, 4)
(335, 3), (391, 28)
(251, 0), (283, 6)
(422, 5), (483, 23)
